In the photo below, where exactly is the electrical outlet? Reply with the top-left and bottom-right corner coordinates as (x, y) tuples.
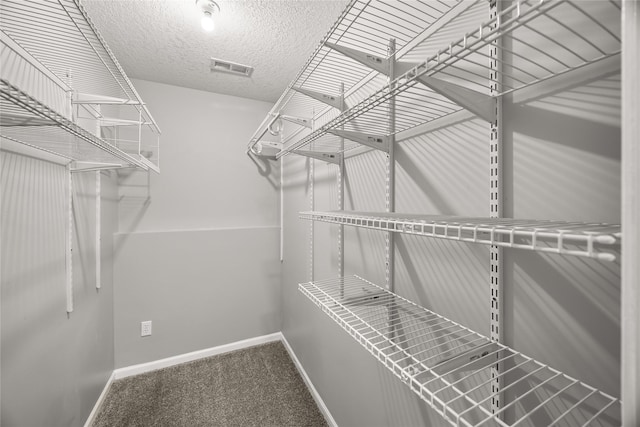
(141, 321), (152, 337)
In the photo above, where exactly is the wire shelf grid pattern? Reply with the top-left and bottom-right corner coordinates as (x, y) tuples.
(0, 0), (159, 133)
(247, 0), (463, 153)
(272, 0), (621, 159)
(279, 80), (463, 157)
(300, 275), (621, 426)
(300, 211), (620, 261)
(427, 0), (621, 95)
(0, 0), (160, 170)
(0, 79), (148, 168)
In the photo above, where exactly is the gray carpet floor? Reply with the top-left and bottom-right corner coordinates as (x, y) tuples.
(91, 341), (328, 427)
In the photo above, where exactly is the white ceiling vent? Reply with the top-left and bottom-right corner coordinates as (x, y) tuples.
(210, 58), (254, 77)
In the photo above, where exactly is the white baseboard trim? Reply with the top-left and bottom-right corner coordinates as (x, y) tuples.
(281, 334), (338, 427)
(114, 332), (282, 379)
(83, 371), (115, 427)
(86, 332), (336, 427)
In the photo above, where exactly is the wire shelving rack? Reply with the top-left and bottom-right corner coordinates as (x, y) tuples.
(250, 0), (627, 425)
(301, 275), (621, 427)
(246, 0), (468, 155)
(300, 211), (621, 262)
(0, 0), (160, 171)
(0, 80), (150, 169)
(0, 0), (162, 315)
(268, 0), (620, 158)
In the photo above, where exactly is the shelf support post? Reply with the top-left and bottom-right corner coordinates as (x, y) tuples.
(95, 170), (101, 290)
(309, 113), (315, 282)
(386, 39), (396, 295)
(280, 127), (284, 263)
(622, 0), (640, 425)
(338, 83), (345, 285)
(66, 163), (74, 314)
(489, 0), (504, 420)
(137, 109), (143, 158)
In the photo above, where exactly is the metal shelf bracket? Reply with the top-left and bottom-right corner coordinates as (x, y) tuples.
(70, 162), (123, 172)
(280, 114), (312, 129)
(327, 129), (390, 153)
(415, 75), (496, 123)
(99, 117), (143, 127)
(72, 92), (141, 105)
(293, 150), (342, 165)
(292, 86), (345, 111)
(325, 42), (420, 77)
(432, 342), (502, 375)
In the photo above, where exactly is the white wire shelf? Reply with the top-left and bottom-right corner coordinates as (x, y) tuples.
(300, 275), (621, 427)
(268, 0), (620, 159)
(0, 79), (150, 169)
(300, 211), (620, 262)
(247, 0), (467, 155)
(0, 0), (160, 171)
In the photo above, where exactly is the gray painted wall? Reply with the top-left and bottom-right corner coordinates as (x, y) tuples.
(118, 79), (279, 234)
(0, 77), (281, 424)
(113, 227), (281, 367)
(280, 40), (621, 427)
(113, 79), (281, 368)
(1, 149), (118, 427)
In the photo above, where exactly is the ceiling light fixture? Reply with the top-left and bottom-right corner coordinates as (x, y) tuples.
(196, 0), (220, 32)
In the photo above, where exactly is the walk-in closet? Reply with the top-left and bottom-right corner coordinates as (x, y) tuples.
(1, 1), (638, 426)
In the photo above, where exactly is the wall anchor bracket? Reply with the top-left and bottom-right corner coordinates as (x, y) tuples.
(293, 150), (342, 165)
(280, 115), (312, 129)
(292, 87), (345, 111)
(324, 42), (420, 77)
(415, 75), (496, 123)
(327, 129), (390, 153)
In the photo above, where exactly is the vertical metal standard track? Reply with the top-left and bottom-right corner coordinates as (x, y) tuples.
(622, 1), (640, 425)
(137, 109), (142, 155)
(0, 207), (1, 427)
(309, 113), (315, 282)
(489, 0), (504, 418)
(385, 39), (396, 294)
(338, 83), (345, 285)
(95, 170), (101, 289)
(386, 39), (398, 343)
(66, 70), (75, 308)
(280, 134), (284, 263)
(338, 83), (346, 299)
(66, 163), (73, 314)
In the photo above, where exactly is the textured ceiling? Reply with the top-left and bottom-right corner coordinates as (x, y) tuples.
(82, 0), (349, 103)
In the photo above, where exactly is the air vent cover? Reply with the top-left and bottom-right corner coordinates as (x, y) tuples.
(210, 58), (254, 77)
